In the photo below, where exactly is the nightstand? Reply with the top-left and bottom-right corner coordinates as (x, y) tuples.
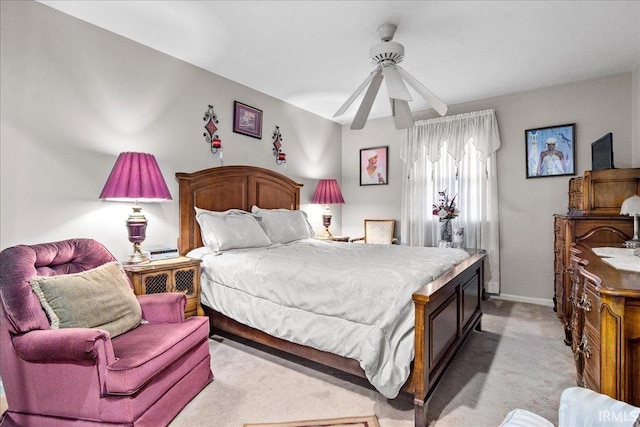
(123, 257), (203, 318)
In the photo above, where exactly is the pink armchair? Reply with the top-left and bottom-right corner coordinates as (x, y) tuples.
(0, 238), (213, 426)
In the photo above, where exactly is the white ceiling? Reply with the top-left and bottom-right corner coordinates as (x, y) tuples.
(39, 1), (640, 125)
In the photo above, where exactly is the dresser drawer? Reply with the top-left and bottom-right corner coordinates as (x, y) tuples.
(583, 358), (600, 391)
(581, 286), (600, 332)
(580, 332), (600, 387)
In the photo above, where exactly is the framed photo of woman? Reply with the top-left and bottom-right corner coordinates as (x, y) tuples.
(360, 146), (388, 186)
(525, 123), (576, 178)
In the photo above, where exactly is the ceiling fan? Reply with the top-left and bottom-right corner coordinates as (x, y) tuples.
(334, 23), (448, 130)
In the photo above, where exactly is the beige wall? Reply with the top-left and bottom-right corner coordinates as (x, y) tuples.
(0, 1), (342, 261)
(342, 73), (635, 305)
(633, 63), (640, 166)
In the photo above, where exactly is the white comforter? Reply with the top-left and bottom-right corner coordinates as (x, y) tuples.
(188, 239), (470, 398)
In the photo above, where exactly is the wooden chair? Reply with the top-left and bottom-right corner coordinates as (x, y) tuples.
(351, 219), (397, 244)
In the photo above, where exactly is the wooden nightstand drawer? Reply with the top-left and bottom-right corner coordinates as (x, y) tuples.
(124, 257), (203, 318)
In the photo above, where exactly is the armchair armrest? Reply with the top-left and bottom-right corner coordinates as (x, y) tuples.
(12, 328), (112, 362)
(137, 293), (186, 323)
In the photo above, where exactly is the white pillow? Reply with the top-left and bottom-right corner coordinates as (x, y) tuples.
(195, 207), (272, 252)
(251, 206), (314, 244)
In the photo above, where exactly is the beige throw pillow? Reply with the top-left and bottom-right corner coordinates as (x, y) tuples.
(30, 261), (142, 338)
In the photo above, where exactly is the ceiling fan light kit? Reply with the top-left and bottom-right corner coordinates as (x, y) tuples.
(334, 23), (448, 130)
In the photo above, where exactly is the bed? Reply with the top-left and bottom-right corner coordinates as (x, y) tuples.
(176, 165), (485, 427)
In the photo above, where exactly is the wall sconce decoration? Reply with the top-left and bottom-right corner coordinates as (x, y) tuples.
(203, 105), (223, 157)
(272, 126), (286, 165)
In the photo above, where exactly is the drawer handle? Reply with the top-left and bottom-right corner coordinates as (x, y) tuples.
(578, 294), (592, 312)
(577, 337), (591, 359)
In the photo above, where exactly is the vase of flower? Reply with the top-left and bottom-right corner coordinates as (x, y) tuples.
(440, 219), (453, 243)
(433, 190), (459, 246)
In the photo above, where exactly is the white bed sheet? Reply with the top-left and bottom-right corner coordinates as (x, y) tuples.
(188, 239), (470, 398)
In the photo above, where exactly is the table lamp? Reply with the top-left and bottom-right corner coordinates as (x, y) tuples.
(620, 194), (640, 248)
(311, 178), (345, 238)
(99, 152), (172, 264)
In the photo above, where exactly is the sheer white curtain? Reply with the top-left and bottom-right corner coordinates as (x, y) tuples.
(400, 109), (501, 293)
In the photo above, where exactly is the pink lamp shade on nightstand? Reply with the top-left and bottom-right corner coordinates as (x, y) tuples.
(100, 152), (172, 264)
(620, 195), (640, 248)
(312, 178), (345, 238)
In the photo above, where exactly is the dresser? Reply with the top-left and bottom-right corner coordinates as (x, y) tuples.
(553, 168), (639, 345)
(554, 215), (633, 343)
(570, 242), (640, 406)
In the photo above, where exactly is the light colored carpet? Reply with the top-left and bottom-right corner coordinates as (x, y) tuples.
(169, 299), (575, 427)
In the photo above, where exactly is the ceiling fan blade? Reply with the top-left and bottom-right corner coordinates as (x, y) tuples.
(396, 66), (448, 116)
(350, 70), (384, 130)
(382, 65), (412, 101)
(334, 67), (381, 117)
(391, 99), (415, 129)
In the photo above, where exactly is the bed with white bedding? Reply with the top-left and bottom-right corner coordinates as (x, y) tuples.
(176, 165), (485, 427)
(188, 239), (470, 398)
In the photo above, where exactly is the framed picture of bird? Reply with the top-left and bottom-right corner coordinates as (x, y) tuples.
(525, 123), (576, 178)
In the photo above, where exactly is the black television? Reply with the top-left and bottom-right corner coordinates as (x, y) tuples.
(591, 133), (615, 171)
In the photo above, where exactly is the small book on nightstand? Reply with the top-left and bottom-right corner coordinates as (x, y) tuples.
(142, 245), (179, 261)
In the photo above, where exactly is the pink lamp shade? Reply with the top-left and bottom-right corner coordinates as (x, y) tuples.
(312, 179), (344, 239)
(100, 152), (172, 202)
(311, 179), (345, 205)
(99, 152), (172, 264)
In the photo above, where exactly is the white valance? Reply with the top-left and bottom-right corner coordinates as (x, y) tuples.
(400, 109), (501, 165)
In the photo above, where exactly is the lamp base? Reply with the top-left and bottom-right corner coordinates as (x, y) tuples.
(623, 215), (640, 248)
(318, 226), (334, 239)
(124, 242), (150, 265)
(124, 207), (150, 265)
(318, 213), (334, 239)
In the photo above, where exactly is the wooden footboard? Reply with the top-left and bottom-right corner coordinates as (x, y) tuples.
(411, 250), (485, 426)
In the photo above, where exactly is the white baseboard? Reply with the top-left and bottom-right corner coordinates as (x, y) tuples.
(488, 293), (554, 307)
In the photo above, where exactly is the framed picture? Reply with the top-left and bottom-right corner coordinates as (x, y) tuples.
(525, 123), (576, 178)
(233, 101), (263, 139)
(360, 146), (388, 186)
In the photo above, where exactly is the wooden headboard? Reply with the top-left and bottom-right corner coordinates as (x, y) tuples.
(175, 165), (303, 254)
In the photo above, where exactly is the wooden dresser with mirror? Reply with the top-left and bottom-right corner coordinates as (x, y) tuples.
(553, 167), (640, 405)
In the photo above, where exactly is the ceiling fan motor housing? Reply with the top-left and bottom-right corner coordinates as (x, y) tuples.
(369, 41), (404, 65)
